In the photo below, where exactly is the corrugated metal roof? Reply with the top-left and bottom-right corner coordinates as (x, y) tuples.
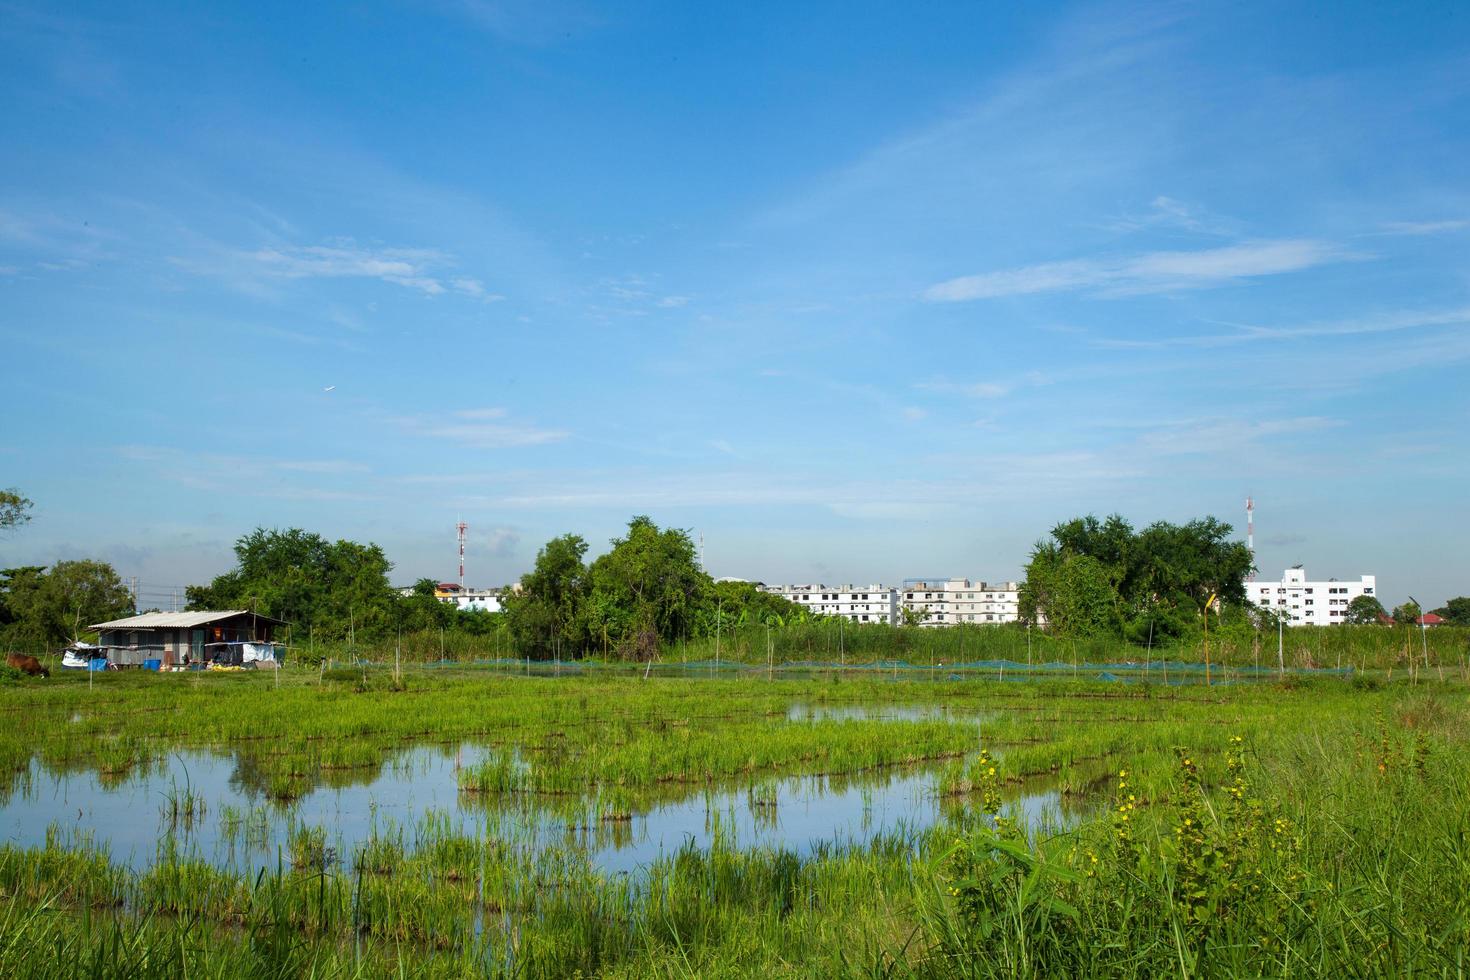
(88, 610), (287, 629)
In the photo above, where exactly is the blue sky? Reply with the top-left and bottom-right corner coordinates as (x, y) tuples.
(2, 1), (1468, 608)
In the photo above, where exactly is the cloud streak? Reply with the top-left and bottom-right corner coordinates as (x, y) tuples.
(924, 239), (1352, 302)
(398, 408), (569, 449)
(1093, 307), (1470, 350)
(247, 243), (454, 295)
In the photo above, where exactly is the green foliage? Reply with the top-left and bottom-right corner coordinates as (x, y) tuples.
(0, 559), (133, 647)
(584, 516), (706, 658)
(2, 672), (1470, 975)
(1021, 513), (1253, 641)
(1347, 593), (1387, 624)
(0, 488), (32, 532)
(186, 528), (396, 640)
(1392, 600), (1422, 625)
(397, 578), (455, 633)
(504, 518), (805, 661)
(1433, 596), (1470, 626)
(502, 533), (588, 659)
(701, 579), (807, 632)
(1022, 551), (1119, 638)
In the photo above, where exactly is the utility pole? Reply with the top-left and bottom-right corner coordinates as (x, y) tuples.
(1409, 595), (1432, 676)
(1203, 592), (1217, 687)
(1277, 612), (1285, 680)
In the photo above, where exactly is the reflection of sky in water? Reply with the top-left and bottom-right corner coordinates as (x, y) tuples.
(0, 743), (1088, 878)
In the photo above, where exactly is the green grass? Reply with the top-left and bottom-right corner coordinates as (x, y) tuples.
(0, 668), (1466, 976)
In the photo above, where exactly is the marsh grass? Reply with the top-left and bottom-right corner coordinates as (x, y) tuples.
(0, 671), (1467, 976)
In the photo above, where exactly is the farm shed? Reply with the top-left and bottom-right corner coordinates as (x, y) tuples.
(87, 610), (287, 668)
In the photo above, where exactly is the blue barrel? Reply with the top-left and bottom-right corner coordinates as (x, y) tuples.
(142, 659), (161, 671)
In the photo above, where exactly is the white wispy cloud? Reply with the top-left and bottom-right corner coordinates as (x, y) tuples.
(924, 239), (1351, 302)
(1104, 195), (1239, 236)
(113, 446), (376, 500)
(1093, 306), (1470, 350)
(1135, 416), (1342, 455)
(247, 243), (453, 295)
(1374, 220), (1470, 236)
(917, 371), (1051, 400)
(398, 408), (568, 448)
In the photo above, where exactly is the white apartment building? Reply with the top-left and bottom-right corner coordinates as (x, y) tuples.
(1247, 567), (1376, 626)
(396, 583), (504, 614)
(761, 584), (899, 624)
(901, 578), (1022, 626)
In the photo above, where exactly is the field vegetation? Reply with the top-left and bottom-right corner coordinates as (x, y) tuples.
(0, 667), (1465, 976)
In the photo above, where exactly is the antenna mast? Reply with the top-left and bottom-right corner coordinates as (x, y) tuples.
(457, 520), (468, 590)
(1245, 497), (1255, 581)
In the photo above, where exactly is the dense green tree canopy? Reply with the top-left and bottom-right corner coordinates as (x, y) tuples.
(585, 517), (705, 659)
(1020, 514), (1253, 641)
(1432, 597), (1470, 626)
(1346, 594), (1387, 625)
(187, 528), (396, 639)
(503, 519), (808, 661)
(502, 534), (589, 659)
(397, 578), (456, 634)
(1392, 601), (1422, 626)
(0, 560), (133, 647)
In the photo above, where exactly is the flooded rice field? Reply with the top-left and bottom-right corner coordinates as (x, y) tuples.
(0, 737), (1092, 878)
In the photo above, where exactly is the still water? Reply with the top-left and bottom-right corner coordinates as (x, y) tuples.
(0, 741), (1090, 877)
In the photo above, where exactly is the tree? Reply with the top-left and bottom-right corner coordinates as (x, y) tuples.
(0, 489), (32, 532)
(41, 560), (134, 641)
(1346, 594), (1387, 625)
(187, 528), (396, 639)
(1022, 551), (1118, 637)
(0, 566), (47, 645)
(585, 517), (706, 659)
(0, 560), (132, 647)
(1021, 513), (1252, 642)
(1431, 597), (1470, 626)
(502, 534), (588, 659)
(699, 580), (805, 634)
(901, 605), (930, 627)
(1392, 601), (1422, 626)
(398, 578), (455, 633)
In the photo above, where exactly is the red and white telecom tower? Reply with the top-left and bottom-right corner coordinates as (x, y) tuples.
(1245, 497), (1255, 581)
(456, 520), (468, 590)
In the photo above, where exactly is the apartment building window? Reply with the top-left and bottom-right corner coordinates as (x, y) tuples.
(1364, 588), (1373, 594)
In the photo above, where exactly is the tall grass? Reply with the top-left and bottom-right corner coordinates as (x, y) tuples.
(0, 670), (1467, 976)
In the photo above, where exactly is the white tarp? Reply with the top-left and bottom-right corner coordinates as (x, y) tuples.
(241, 642), (278, 664)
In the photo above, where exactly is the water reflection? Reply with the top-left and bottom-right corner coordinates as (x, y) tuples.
(0, 741), (1096, 878)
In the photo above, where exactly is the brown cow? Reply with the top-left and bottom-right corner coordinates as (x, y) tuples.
(5, 654), (49, 678)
